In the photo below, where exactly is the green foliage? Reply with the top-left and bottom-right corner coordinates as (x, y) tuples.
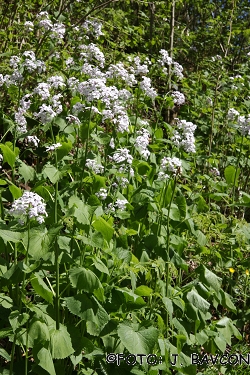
(0, 1), (250, 375)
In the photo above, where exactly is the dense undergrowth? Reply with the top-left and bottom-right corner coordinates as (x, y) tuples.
(1, 1), (250, 375)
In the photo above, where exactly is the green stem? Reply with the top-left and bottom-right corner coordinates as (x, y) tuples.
(79, 107), (92, 198)
(50, 126), (60, 330)
(244, 274), (249, 309)
(232, 134), (244, 214)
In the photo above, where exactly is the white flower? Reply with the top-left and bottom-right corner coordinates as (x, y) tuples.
(34, 104), (57, 124)
(134, 56), (149, 75)
(79, 43), (105, 68)
(82, 20), (103, 38)
(115, 199), (128, 211)
(66, 115), (80, 125)
(172, 119), (196, 153)
(10, 70), (23, 84)
(172, 62), (184, 79)
(51, 94), (63, 114)
(72, 102), (84, 115)
(237, 115), (250, 136)
(227, 108), (240, 120)
(24, 21), (34, 31)
(171, 91), (185, 106)
(46, 143), (62, 152)
(20, 94), (32, 111)
(158, 49), (172, 66)
(106, 63), (136, 86)
(51, 22), (65, 41)
(134, 128), (150, 159)
(70, 75), (83, 93)
(109, 137), (115, 149)
(95, 188), (108, 200)
(85, 159), (104, 174)
(160, 156), (182, 175)
(33, 83), (51, 100)
(26, 136), (40, 147)
(10, 56), (21, 69)
(210, 167), (220, 176)
(10, 191), (48, 224)
(140, 76), (157, 99)
(47, 76), (65, 89)
(66, 57), (74, 67)
(157, 171), (170, 181)
(111, 148), (133, 165)
(15, 109), (27, 133)
(117, 177), (129, 187)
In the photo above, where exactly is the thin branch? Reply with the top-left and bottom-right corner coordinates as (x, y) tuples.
(74, 0), (120, 27)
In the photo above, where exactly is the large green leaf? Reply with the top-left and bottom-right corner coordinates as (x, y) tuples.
(0, 144), (16, 168)
(117, 321), (158, 354)
(9, 311), (29, 332)
(186, 289), (210, 313)
(0, 229), (22, 243)
(49, 324), (74, 359)
(56, 141), (72, 162)
(43, 164), (61, 184)
(0, 348), (11, 362)
(69, 267), (102, 292)
(9, 184), (22, 199)
(68, 195), (90, 225)
(65, 295), (109, 336)
(199, 265), (222, 293)
(33, 342), (56, 375)
(92, 217), (114, 243)
(176, 195), (187, 219)
(18, 161), (35, 183)
(224, 165), (240, 186)
(23, 225), (61, 260)
(28, 318), (51, 347)
(31, 273), (54, 304)
(0, 294), (13, 309)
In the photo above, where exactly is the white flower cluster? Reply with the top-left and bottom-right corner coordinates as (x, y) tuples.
(85, 159), (104, 174)
(140, 76), (157, 100)
(171, 91), (185, 106)
(66, 114), (81, 125)
(106, 63), (136, 86)
(22, 51), (46, 73)
(26, 135), (40, 147)
(24, 21), (34, 32)
(158, 49), (184, 79)
(95, 188), (108, 200)
(238, 115), (250, 136)
(227, 108), (250, 135)
(134, 128), (150, 159)
(111, 148), (133, 165)
(76, 77), (130, 133)
(34, 104), (57, 124)
(37, 12), (65, 42)
(106, 199), (128, 212)
(47, 76), (65, 89)
(81, 63), (105, 78)
(210, 167), (220, 176)
(14, 94), (32, 134)
(227, 108), (240, 120)
(10, 191), (48, 224)
(158, 156), (182, 180)
(79, 43), (105, 68)
(46, 143), (62, 152)
(133, 56), (150, 75)
(172, 119), (196, 153)
(82, 19), (103, 38)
